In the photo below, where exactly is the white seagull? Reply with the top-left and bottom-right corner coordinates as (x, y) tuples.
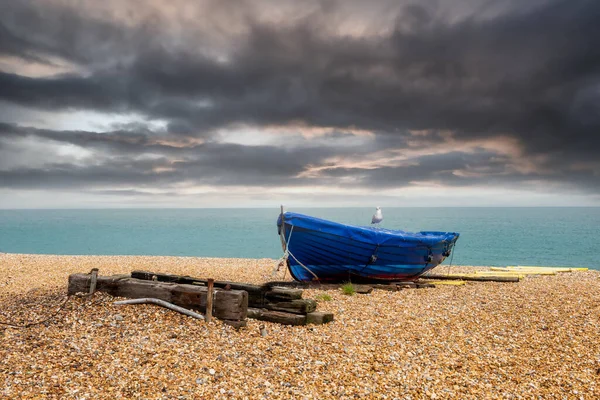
(371, 207), (383, 225)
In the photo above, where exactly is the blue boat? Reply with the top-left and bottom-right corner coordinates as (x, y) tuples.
(277, 212), (459, 283)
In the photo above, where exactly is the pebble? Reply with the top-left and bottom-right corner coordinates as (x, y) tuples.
(1, 253), (599, 399)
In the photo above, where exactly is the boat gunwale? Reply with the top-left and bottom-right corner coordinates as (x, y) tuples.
(281, 219), (459, 251)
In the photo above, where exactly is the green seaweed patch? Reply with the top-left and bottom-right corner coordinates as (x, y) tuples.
(341, 282), (356, 296)
(315, 293), (332, 302)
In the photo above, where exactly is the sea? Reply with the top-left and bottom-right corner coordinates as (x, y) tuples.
(0, 208), (598, 269)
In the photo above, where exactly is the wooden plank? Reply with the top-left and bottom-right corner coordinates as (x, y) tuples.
(265, 281), (374, 294)
(490, 267), (556, 275)
(68, 274), (248, 321)
(423, 280), (466, 286)
(247, 308), (307, 326)
(265, 287), (304, 301)
(371, 284), (403, 291)
(264, 281), (314, 289)
(132, 270), (266, 294)
(421, 273), (520, 283)
(263, 299), (317, 314)
(474, 271), (525, 278)
(306, 311), (334, 325)
(132, 270), (271, 307)
(508, 265), (588, 271)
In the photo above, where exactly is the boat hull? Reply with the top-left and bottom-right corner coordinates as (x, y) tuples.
(277, 212), (459, 283)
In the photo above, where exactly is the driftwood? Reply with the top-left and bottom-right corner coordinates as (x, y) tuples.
(421, 274), (520, 283)
(306, 312), (335, 325)
(265, 281), (374, 294)
(247, 308), (334, 326)
(248, 308), (307, 326)
(130, 270), (334, 325)
(132, 270), (310, 308)
(132, 270), (269, 307)
(68, 273), (248, 322)
(265, 287), (304, 301)
(114, 298), (205, 320)
(369, 284), (400, 291)
(264, 299), (317, 314)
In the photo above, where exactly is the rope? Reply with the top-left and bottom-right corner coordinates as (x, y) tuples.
(446, 241), (457, 276)
(271, 225), (320, 281)
(271, 225), (294, 277)
(359, 244), (380, 273)
(287, 249), (320, 281)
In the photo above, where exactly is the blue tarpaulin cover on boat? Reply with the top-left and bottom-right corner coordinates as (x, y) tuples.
(279, 212), (459, 247)
(276, 211), (460, 282)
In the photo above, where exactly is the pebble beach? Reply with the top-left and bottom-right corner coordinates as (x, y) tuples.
(1, 253), (599, 399)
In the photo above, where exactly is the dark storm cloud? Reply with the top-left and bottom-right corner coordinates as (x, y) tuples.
(0, 120), (597, 193)
(0, 159), (174, 189)
(0, 122), (195, 156)
(0, 0), (147, 65)
(88, 189), (182, 197)
(0, 122), (344, 189)
(313, 150), (519, 188)
(0, 0), (599, 195)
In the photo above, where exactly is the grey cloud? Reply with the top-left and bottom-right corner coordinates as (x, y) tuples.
(314, 150), (513, 187)
(0, 0), (599, 196)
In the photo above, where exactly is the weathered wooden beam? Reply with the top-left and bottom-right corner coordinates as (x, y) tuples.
(132, 270), (265, 292)
(421, 274), (520, 283)
(265, 281), (374, 294)
(263, 299), (317, 314)
(247, 308), (334, 326)
(132, 270), (265, 306)
(265, 287), (303, 301)
(370, 284), (403, 292)
(68, 273), (248, 321)
(306, 311), (334, 325)
(247, 308), (307, 326)
(132, 270), (308, 308)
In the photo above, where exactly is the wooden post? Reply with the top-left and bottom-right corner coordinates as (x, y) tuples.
(89, 268), (99, 295)
(206, 278), (214, 323)
(279, 205), (287, 252)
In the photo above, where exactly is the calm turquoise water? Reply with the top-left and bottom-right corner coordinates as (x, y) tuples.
(0, 208), (598, 268)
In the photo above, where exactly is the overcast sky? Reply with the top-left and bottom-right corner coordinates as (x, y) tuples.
(1, 0), (599, 208)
